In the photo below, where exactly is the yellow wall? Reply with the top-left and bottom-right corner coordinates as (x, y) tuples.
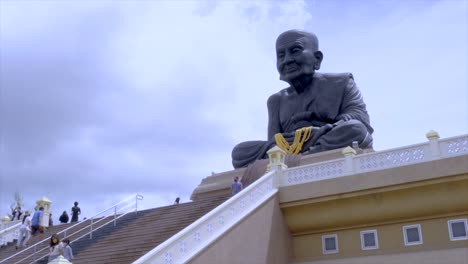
(280, 157), (468, 262)
(293, 215), (468, 262)
(283, 176), (468, 234)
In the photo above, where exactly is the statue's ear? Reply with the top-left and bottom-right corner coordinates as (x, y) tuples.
(314, 50), (323, 70)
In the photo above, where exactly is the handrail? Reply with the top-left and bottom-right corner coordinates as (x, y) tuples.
(91, 194), (142, 217)
(0, 222), (21, 247)
(31, 204), (138, 263)
(0, 222), (21, 236)
(133, 171), (278, 264)
(0, 194), (143, 264)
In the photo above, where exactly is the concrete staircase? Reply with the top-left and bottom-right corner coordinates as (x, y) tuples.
(0, 196), (228, 264)
(0, 219), (91, 263)
(71, 196), (228, 264)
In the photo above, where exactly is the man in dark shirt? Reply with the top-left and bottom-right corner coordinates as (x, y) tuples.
(70, 201), (81, 222)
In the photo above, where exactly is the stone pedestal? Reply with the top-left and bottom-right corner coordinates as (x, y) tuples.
(190, 147), (374, 201)
(36, 196), (52, 227)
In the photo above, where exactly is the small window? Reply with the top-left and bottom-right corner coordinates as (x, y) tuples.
(360, 230), (379, 250)
(448, 219), (468, 241)
(403, 224), (423, 246)
(322, 234), (338, 254)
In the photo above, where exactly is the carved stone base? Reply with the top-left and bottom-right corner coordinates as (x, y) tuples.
(190, 147), (373, 201)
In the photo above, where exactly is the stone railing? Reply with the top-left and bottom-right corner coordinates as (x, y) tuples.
(0, 219), (21, 231)
(0, 221), (21, 246)
(439, 134), (468, 157)
(280, 158), (346, 186)
(133, 170), (278, 264)
(281, 132), (468, 187)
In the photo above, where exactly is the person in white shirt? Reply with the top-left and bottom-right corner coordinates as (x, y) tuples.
(48, 234), (64, 262)
(16, 210), (31, 250)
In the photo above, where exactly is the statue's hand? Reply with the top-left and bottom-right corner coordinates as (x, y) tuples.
(280, 131), (297, 142)
(280, 124), (332, 146)
(306, 124), (333, 147)
(291, 111), (315, 123)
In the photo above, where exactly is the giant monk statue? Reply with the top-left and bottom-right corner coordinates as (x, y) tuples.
(231, 30), (373, 169)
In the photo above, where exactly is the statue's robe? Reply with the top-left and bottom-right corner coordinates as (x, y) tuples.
(232, 72), (373, 169)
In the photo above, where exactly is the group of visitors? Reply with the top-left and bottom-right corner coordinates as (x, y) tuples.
(58, 201), (81, 224)
(15, 206), (44, 250)
(13, 202), (77, 261)
(11, 206), (22, 221)
(48, 234), (74, 262)
(14, 201), (81, 253)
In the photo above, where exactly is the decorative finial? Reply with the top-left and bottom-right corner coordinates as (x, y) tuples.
(426, 130), (440, 140)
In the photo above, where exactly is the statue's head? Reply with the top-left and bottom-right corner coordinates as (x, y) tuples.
(276, 30), (323, 83)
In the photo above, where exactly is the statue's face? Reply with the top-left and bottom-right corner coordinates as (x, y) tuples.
(276, 34), (320, 83)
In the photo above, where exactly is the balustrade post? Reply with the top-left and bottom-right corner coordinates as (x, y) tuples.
(342, 146), (356, 174)
(426, 130), (441, 159)
(135, 196), (138, 214)
(267, 146), (287, 188)
(90, 219), (93, 239)
(1, 215), (10, 231)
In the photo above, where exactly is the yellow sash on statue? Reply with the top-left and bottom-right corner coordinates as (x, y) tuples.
(274, 126), (312, 155)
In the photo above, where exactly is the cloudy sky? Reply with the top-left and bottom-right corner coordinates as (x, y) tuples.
(1, 0), (467, 222)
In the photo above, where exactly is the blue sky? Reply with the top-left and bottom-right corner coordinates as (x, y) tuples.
(1, 0), (467, 221)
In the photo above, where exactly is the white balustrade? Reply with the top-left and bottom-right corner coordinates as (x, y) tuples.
(281, 133), (468, 187)
(133, 171), (278, 264)
(280, 159), (346, 186)
(355, 145), (427, 173)
(440, 134), (468, 157)
(0, 222), (21, 246)
(0, 219), (21, 231)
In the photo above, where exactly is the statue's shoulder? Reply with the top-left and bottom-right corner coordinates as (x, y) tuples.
(268, 87), (290, 99)
(315, 72), (354, 82)
(267, 87), (291, 107)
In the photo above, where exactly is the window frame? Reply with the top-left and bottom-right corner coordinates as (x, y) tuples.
(360, 229), (379, 250)
(448, 218), (468, 241)
(321, 234), (339, 254)
(403, 224), (423, 246)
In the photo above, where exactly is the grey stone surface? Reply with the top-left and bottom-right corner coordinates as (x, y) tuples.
(232, 30), (373, 168)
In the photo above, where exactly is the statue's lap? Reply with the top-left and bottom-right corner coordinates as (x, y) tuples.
(231, 119), (371, 169)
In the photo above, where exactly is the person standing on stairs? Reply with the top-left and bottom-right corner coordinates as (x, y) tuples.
(31, 207), (44, 236)
(70, 201), (81, 222)
(62, 238), (74, 261)
(48, 234), (64, 262)
(16, 210), (31, 250)
(231, 176), (243, 195)
(59, 211), (69, 224)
